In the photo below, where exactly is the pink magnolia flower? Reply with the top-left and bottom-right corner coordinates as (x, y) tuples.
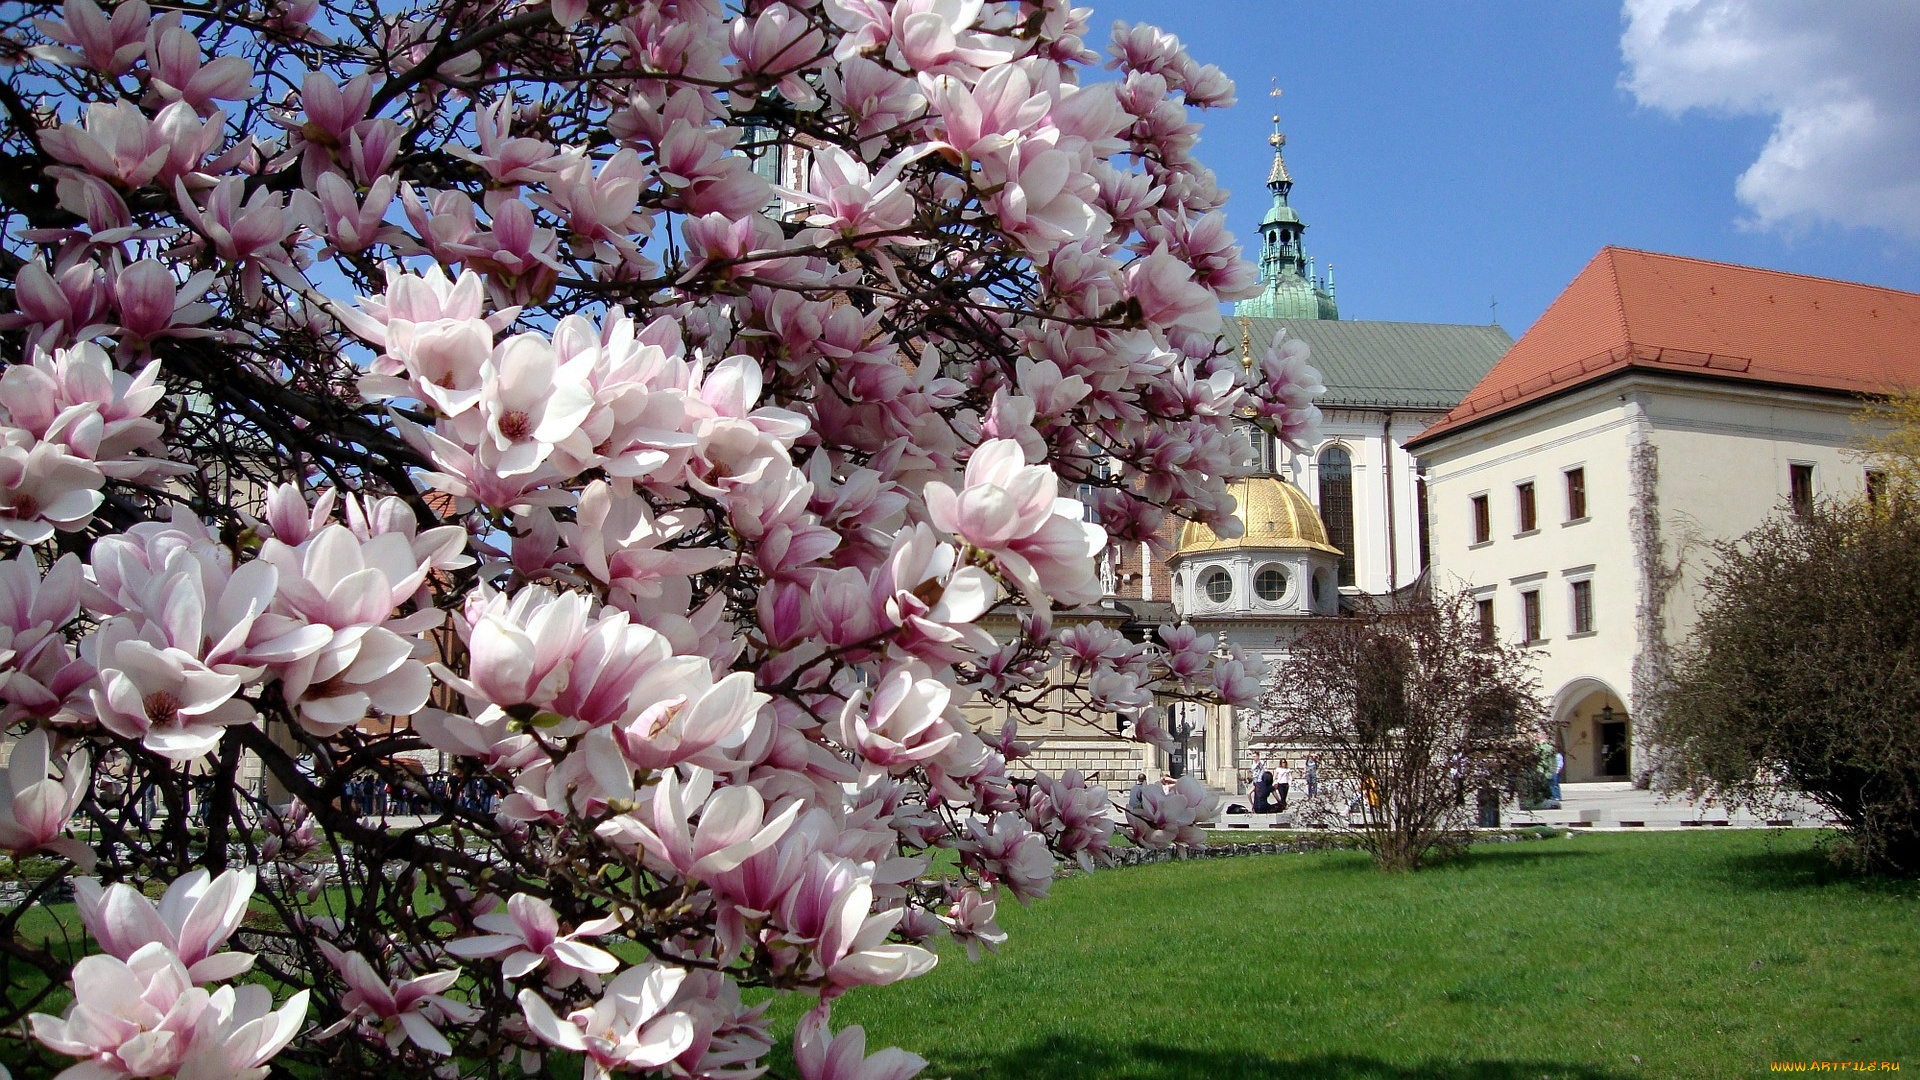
(30, 943), (209, 1080)
(314, 171), (399, 254)
(0, 553), (89, 723)
(469, 334), (595, 476)
(599, 767), (800, 881)
(75, 867), (257, 983)
(0, 437), (105, 545)
(0, 728), (91, 864)
(41, 101), (169, 189)
(85, 618), (255, 761)
(516, 961), (696, 1080)
(31, 0), (150, 76)
(834, 663), (962, 771)
(318, 944), (474, 1056)
(1124, 244), (1222, 336)
(112, 259), (216, 347)
(792, 1008), (926, 1080)
(1253, 333), (1327, 451)
(1128, 775), (1221, 849)
(775, 854), (935, 996)
(923, 439), (1103, 607)
(145, 18), (259, 113)
(172, 983), (311, 1080)
(941, 885), (1006, 961)
(779, 144), (934, 240)
(446, 893), (621, 988)
(959, 812), (1053, 902)
(447, 98), (562, 186)
(731, 3), (827, 103)
(172, 177), (308, 303)
(31, 942), (309, 1080)
(0, 260), (112, 351)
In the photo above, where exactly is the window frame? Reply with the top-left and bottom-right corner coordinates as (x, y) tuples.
(1789, 462), (1815, 518)
(1470, 493), (1491, 546)
(1201, 567), (1233, 605)
(1254, 564), (1291, 603)
(1475, 596), (1496, 645)
(1570, 578), (1594, 636)
(1564, 466), (1587, 522)
(1520, 589), (1543, 645)
(1515, 480), (1537, 535)
(1317, 445), (1356, 588)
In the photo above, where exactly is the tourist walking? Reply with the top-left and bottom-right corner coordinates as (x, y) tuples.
(1274, 759), (1293, 812)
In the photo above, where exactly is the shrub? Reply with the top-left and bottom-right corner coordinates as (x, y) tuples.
(1255, 590), (1550, 871)
(1653, 499), (1920, 872)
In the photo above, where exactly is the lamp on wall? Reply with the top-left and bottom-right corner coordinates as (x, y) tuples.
(1599, 703), (1615, 726)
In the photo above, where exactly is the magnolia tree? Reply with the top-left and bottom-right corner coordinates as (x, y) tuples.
(0, 0), (1324, 1076)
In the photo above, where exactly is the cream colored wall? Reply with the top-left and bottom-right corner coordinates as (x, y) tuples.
(1419, 374), (1890, 783)
(1642, 382), (1878, 635)
(1418, 384), (1639, 775)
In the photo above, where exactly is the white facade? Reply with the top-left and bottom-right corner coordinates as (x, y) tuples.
(1417, 372), (1882, 782)
(1280, 407), (1440, 598)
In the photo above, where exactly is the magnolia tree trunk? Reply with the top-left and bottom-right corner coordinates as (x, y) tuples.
(0, 1), (1333, 1076)
(1257, 591), (1550, 871)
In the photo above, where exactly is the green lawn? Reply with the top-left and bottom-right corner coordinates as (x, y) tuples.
(793, 831), (1920, 1080)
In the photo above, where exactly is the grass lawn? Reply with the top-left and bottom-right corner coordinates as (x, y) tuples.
(791, 830), (1920, 1080)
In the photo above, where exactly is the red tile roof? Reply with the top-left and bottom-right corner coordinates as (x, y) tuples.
(1405, 247), (1920, 448)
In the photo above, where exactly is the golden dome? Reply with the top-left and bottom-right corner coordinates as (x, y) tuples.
(1174, 477), (1342, 556)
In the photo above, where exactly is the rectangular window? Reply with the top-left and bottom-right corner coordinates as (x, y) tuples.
(1565, 467), (1587, 521)
(1516, 482), (1537, 533)
(1521, 590), (1542, 644)
(1074, 483), (1101, 522)
(1571, 579), (1594, 634)
(1416, 475), (1432, 571)
(1867, 469), (1886, 507)
(1790, 463), (1815, 517)
(1476, 597), (1495, 645)
(1471, 494), (1491, 544)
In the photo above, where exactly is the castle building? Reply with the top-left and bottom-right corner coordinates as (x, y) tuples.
(991, 117), (1513, 794)
(1408, 248), (1920, 783)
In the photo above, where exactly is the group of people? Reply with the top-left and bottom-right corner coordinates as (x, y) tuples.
(1125, 772), (1182, 814)
(339, 773), (502, 818)
(1248, 756), (1316, 813)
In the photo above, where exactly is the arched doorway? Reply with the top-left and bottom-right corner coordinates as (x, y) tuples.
(1552, 679), (1631, 782)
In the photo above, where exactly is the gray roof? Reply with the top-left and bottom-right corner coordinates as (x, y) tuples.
(1234, 317), (1514, 410)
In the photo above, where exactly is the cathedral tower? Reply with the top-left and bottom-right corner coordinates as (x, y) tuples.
(1235, 98), (1339, 320)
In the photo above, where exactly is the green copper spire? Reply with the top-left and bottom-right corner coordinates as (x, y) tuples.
(1235, 91), (1339, 320)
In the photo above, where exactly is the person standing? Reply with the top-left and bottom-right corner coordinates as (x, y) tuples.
(1127, 773), (1150, 815)
(1551, 746), (1565, 804)
(1273, 759), (1293, 812)
(1305, 756), (1318, 800)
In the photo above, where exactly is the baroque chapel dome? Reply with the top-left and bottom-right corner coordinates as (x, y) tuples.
(1176, 477), (1342, 556)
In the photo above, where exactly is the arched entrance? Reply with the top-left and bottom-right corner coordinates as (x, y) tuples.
(1552, 679), (1631, 782)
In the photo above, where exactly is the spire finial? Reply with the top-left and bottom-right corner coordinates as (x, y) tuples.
(1265, 83), (1292, 189)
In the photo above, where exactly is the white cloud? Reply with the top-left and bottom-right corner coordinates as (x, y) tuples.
(1620, 0), (1920, 237)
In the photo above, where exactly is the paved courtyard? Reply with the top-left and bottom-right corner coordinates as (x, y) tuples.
(1212, 781), (1839, 832)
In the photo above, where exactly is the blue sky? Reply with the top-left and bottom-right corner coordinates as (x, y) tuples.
(1091, 1), (1920, 337)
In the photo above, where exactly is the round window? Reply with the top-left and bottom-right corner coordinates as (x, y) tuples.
(1310, 570), (1325, 604)
(1202, 569), (1233, 603)
(1255, 566), (1289, 601)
